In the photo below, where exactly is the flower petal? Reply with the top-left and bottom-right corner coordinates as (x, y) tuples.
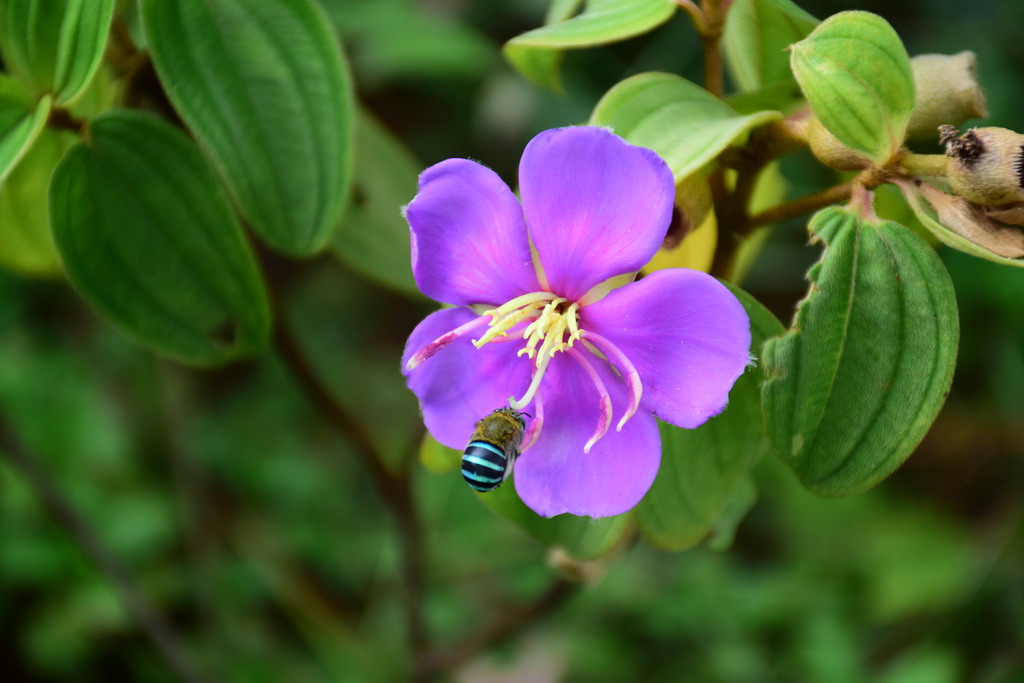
(402, 307), (532, 450)
(514, 354), (661, 518)
(519, 127), (675, 301)
(582, 268), (751, 429)
(406, 159), (540, 306)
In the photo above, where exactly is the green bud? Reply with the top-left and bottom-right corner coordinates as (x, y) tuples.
(906, 52), (988, 142)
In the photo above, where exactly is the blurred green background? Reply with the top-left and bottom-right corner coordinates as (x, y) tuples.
(1, 0), (1022, 681)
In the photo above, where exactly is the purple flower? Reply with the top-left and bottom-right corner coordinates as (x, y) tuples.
(401, 126), (751, 518)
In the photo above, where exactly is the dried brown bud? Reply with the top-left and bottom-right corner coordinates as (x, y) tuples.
(806, 116), (870, 171)
(943, 126), (1024, 205)
(906, 51), (988, 142)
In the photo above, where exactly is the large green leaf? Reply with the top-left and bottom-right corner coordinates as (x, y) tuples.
(637, 282), (784, 551)
(141, 0), (354, 256)
(590, 72), (781, 180)
(762, 206), (958, 497)
(505, 0), (676, 91)
(330, 112), (422, 298)
(790, 11), (914, 164)
(50, 110), (270, 365)
(0, 76), (50, 182)
(723, 0), (818, 92)
(0, 0), (115, 104)
(0, 128), (74, 276)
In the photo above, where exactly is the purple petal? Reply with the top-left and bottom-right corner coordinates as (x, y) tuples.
(402, 307), (533, 450)
(514, 354), (661, 518)
(406, 159), (540, 306)
(519, 127), (674, 302)
(581, 268), (751, 429)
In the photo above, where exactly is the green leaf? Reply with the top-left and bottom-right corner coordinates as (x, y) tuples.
(0, 128), (74, 276)
(899, 180), (1024, 269)
(330, 112), (422, 298)
(723, 0), (818, 92)
(790, 11), (914, 164)
(141, 0), (354, 256)
(477, 475), (633, 560)
(504, 0), (676, 91)
(762, 206), (959, 497)
(590, 72), (781, 180)
(50, 110), (270, 365)
(0, 0), (115, 105)
(0, 76), (51, 182)
(419, 436), (631, 559)
(636, 282), (784, 551)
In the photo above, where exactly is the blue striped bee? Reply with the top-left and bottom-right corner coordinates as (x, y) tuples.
(462, 407), (526, 492)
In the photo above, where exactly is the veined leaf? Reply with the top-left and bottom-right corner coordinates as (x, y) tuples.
(637, 282), (784, 551)
(141, 0), (354, 256)
(50, 110), (270, 365)
(505, 0), (676, 91)
(0, 0), (115, 105)
(723, 0), (818, 92)
(591, 72), (781, 180)
(790, 11), (915, 164)
(0, 127), (74, 276)
(0, 76), (51, 182)
(762, 206), (958, 497)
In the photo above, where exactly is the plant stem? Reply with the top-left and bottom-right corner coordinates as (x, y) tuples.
(746, 178), (857, 230)
(416, 577), (578, 676)
(900, 152), (948, 177)
(698, 0), (727, 98)
(272, 321), (431, 670)
(0, 418), (206, 683)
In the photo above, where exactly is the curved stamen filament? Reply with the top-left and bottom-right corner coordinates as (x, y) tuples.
(509, 349), (552, 411)
(520, 391), (544, 452)
(581, 330), (643, 431)
(566, 347), (613, 453)
(473, 301), (545, 347)
(405, 315), (490, 370)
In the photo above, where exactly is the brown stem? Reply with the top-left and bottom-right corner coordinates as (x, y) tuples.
(47, 107), (87, 134)
(746, 178), (858, 230)
(698, 0), (727, 98)
(272, 321), (430, 668)
(416, 578), (578, 676)
(0, 418), (206, 683)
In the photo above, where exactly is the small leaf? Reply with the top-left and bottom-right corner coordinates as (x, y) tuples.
(330, 112), (422, 297)
(0, 76), (51, 182)
(762, 206), (959, 497)
(477, 476), (633, 560)
(899, 179), (1024, 268)
(141, 0), (354, 256)
(0, 128), (74, 276)
(50, 110), (270, 365)
(790, 11), (914, 164)
(723, 0), (818, 92)
(591, 72), (781, 181)
(0, 0), (115, 105)
(636, 282), (784, 551)
(52, 0), (116, 104)
(505, 0), (676, 91)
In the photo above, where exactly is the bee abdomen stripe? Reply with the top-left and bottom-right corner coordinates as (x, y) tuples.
(466, 441), (505, 460)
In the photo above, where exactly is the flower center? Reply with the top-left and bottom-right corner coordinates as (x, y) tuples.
(405, 291), (644, 454)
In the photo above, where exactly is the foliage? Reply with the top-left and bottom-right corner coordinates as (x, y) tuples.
(0, 0), (1021, 680)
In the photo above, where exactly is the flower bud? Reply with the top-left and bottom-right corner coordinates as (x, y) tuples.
(906, 51), (988, 141)
(806, 116), (870, 171)
(942, 125), (1024, 205)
